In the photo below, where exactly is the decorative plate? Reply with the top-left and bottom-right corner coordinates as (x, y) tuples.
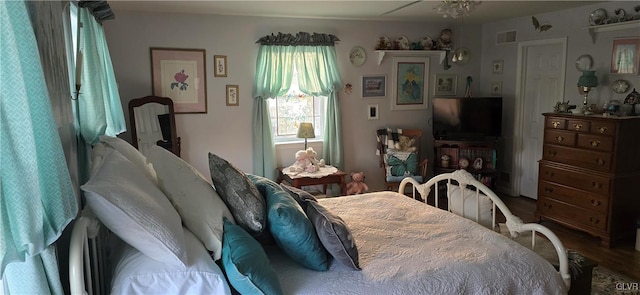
(611, 79), (630, 94)
(473, 157), (483, 170)
(349, 46), (366, 67)
(421, 36), (434, 50)
(458, 158), (469, 170)
(589, 8), (607, 26)
(575, 54), (593, 71)
(395, 36), (410, 50)
(376, 35), (392, 50)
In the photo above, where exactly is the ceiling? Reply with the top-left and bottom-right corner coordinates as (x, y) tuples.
(108, 1), (602, 24)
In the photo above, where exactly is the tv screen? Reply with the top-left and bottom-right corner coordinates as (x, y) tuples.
(432, 97), (502, 140)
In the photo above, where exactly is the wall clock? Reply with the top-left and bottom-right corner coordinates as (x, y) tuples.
(349, 46), (366, 67)
(575, 54), (593, 71)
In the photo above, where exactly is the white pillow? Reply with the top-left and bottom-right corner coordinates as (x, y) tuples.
(99, 135), (157, 183)
(145, 145), (236, 260)
(111, 228), (232, 295)
(81, 147), (187, 267)
(89, 142), (107, 178)
(447, 183), (493, 228)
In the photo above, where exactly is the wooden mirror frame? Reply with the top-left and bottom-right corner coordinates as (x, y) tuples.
(128, 95), (180, 157)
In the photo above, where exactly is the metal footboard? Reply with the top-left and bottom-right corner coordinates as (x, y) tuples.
(399, 170), (571, 288)
(69, 209), (109, 295)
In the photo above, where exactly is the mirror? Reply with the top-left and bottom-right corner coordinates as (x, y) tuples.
(128, 96), (180, 157)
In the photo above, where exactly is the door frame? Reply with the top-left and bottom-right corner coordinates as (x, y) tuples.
(512, 37), (567, 196)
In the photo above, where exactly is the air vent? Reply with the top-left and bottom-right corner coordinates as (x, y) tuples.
(496, 30), (517, 44)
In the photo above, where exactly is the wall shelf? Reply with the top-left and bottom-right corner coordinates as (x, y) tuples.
(375, 50), (447, 66)
(584, 20), (640, 43)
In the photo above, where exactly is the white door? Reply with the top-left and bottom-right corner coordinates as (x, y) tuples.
(516, 39), (566, 199)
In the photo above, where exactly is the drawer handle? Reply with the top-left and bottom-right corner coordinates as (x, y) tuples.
(556, 136), (564, 142)
(598, 126), (607, 134)
(592, 182), (603, 189)
(591, 199), (601, 207)
(590, 140), (601, 147)
(552, 121), (561, 128)
(548, 150), (557, 156)
(589, 217), (600, 224)
(596, 159), (605, 166)
(544, 187), (553, 193)
(573, 123), (583, 131)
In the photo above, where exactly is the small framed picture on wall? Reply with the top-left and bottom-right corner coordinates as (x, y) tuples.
(214, 55), (227, 77)
(226, 84), (239, 106)
(367, 104), (379, 120)
(490, 81), (502, 96)
(492, 60), (503, 74)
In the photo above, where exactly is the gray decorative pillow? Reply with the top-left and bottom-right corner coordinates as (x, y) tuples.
(208, 153), (267, 239)
(304, 200), (361, 270)
(279, 184), (317, 210)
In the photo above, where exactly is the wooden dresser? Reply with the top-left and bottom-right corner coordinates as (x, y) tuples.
(536, 113), (640, 247)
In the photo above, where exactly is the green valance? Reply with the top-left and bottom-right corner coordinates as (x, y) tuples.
(256, 32), (340, 46)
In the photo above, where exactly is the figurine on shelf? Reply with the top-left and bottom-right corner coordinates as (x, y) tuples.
(436, 29), (453, 50)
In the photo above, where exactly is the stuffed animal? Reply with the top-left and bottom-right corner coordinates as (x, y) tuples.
(346, 172), (369, 195)
(290, 149), (312, 173)
(436, 28), (453, 50)
(305, 147), (326, 172)
(394, 135), (417, 153)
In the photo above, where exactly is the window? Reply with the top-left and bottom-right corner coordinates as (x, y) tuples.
(268, 68), (326, 143)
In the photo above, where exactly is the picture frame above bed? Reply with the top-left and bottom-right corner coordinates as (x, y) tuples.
(150, 47), (207, 114)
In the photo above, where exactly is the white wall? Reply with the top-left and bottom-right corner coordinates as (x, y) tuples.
(480, 1), (640, 194)
(105, 11), (483, 191)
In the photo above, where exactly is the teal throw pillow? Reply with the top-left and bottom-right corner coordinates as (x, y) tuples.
(222, 219), (283, 295)
(387, 152), (418, 176)
(247, 174), (329, 271)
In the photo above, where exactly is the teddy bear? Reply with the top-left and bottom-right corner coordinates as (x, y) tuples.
(346, 172), (369, 195)
(290, 149), (312, 173)
(436, 28), (453, 50)
(394, 135), (417, 153)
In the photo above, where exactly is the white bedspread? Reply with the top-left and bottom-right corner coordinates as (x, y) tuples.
(266, 192), (566, 294)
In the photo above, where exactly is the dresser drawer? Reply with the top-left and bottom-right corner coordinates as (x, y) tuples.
(543, 144), (612, 172)
(544, 129), (576, 147)
(538, 181), (609, 214)
(577, 134), (614, 152)
(545, 117), (566, 130)
(539, 164), (610, 195)
(537, 196), (607, 231)
(590, 120), (616, 136)
(566, 119), (590, 132)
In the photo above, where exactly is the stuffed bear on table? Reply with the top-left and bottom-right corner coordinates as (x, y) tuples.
(289, 147), (325, 173)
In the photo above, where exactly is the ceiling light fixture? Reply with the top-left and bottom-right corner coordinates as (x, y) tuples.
(434, 0), (481, 19)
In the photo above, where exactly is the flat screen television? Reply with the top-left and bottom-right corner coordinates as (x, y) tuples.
(432, 97), (502, 140)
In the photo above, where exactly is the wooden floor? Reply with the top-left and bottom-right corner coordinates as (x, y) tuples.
(500, 195), (640, 281)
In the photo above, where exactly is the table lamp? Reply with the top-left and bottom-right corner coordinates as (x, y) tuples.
(297, 122), (315, 149)
(577, 70), (598, 107)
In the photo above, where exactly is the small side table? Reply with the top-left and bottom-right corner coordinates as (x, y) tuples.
(277, 167), (347, 196)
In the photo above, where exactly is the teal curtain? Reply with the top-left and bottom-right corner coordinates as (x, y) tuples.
(1, 1), (78, 294)
(252, 33), (343, 179)
(294, 45), (343, 169)
(77, 6), (125, 145)
(252, 45), (296, 180)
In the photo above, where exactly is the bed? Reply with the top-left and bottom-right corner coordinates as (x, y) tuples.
(69, 137), (570, 294)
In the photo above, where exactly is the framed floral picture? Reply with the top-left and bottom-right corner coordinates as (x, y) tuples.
(490, 81), (502, 96)
(390, 56), (429, 110)
(151, 47), (207, 113)
(226, 84), (239, 106)
(214, 55), (228, 77)
(610, 38), (640, 75)
(492, 59), (503, 74)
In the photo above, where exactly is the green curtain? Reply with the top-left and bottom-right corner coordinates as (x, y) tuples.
(252, 33), (343, 179)
(294, 45), (343, 169)
(1, 1), (77, 293)
(77, 7), (125, 145)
